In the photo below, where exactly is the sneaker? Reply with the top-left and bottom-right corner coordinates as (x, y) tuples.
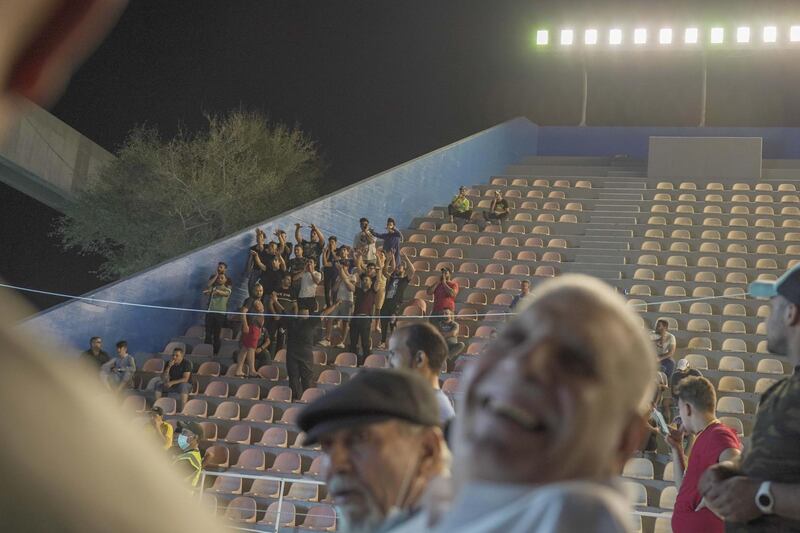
(318, 339), (331, 347)
(335, 342), (345, 349)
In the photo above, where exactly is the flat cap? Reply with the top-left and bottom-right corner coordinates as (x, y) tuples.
(297, 369), (441, 444)
(176, 420), (204, 440)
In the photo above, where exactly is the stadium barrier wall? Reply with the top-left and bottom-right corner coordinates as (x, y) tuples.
(23, 117), (539, 354)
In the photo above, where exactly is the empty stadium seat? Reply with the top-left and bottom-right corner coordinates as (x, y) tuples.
(623, 458), (654, 480)
(718, 376), (745, 393)
(243, 403), (274, 423)
(718, 356), (745, 372)
(756, 359), (784, 375)
(659, 486), (677, 510)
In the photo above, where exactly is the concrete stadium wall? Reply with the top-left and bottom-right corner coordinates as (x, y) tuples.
(537, 126), (800, 160)
(24, 117), (539, 355)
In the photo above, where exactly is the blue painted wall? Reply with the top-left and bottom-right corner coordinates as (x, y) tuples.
(24, 117), (539, 354)
(538, 126), (800, 159)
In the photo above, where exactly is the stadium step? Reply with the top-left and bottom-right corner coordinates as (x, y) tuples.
(569, 266), (623, 280)
(594, 204), (641, 212)
(597, 192), (644, 200)
(589, 216), (639, 224)
(585, 228), (635, 237)
(574, 254), (626, 265)
(576, 238), (630, 251)
(602, 181), (647, 189)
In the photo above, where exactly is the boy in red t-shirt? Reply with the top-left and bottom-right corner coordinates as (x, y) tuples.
(668, 376), (742, 533)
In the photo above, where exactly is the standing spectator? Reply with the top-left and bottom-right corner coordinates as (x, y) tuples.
(236, 287), (267, 377)
(100, 340), (136, 392)
(206, 262), (228, 290)
(173, 421), (204, 489)
(203, 272), (231, 356)
(388, 323), (455, 424)
(149, 406), (173, 450)
(370, 217), (404, 264)
(286, 309), (318, 400)
(268, 273), (298, 351)
(288, 244), (307, 294)
(432, 275), (656, 532)
(350, 273), (377, 363)
(353, 217), (377, 262)
(378, 252), (416, 349)
(427, 267), (458, 327)
(80, 336), (109, 367)
(297, 259), (322, 312)
(437, 309), (465, 364)
(320, 261), (356, 348)
(259, 253), (287, 297)
(247, 229), (271, 295)
(447, 186), (473, 223)
(357, 251), (388, 335)
(668, 376), (742, 533)
(510, 279), (531, 310)
(699, 270), (800, 530)
(321, 236), (339, 308)
(153, 347), (193, 412)
(482, 190), (510, 229)
(295, 223), (324, 269)
(654, 319), (677, 377)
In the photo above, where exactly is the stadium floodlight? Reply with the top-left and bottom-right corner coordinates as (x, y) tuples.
(536, 30), (549, 45)
(633, 28), (647, 45)
(560, 29), (574, 46)
(685, 27), (699, 44)
(791, 25), (800, 42)
(584, 28), (598, 45)
(710, 27), (724, 44)
(736, 26), (750, 43)
(763, 26), (777, 43)
(609, 28), (623, 45)
(659, 28), (673, 44)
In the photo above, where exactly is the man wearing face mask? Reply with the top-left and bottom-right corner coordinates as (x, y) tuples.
(430, 274), (656, 532)
(173, 421), (204, 489)
(297, 369), (450, 533)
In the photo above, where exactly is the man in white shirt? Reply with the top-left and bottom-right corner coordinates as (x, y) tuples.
(426, 274), (656, 533)
(354, 217), (377, 262)
(297, 259), (322, 312)
(654, 319), (677, 377)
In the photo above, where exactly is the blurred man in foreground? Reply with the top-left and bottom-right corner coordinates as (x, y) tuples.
(434, 274), (656, 532)
(298, 369), (449, 533)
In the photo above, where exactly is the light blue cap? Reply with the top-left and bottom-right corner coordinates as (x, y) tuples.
(748, 262), (800, 299)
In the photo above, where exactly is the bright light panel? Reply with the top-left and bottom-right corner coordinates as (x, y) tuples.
(685, 27), (699, 44)
(763, 26), (777, 43)
(736, 26), (750, 43)
(560, 29), (574, 45)
(710, 27), (724, 44)
(634, 28), (647, 44)
(659, 28), (673, 44)
(584, 29), (598, 45)
(609, 28), (623, 45)
(791, 25), (800, 42)
(536, 30), (549, 45)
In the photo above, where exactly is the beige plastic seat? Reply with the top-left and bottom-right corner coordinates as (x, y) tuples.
(756, 205), (775, 215)
(531, 226), (550, 236)
(692, 286), (715, 297)
(699, 242), (720, 253)
(725, 257), (747, 269)
(783, 219), (800, 228)
(688, 337), (712, 351)
(659, 486), (678, 510)
(648, 216), (667, 225)
(705, 193), (723, 202)
(536, 214), (555, 223)
(781, 194), (800, 203)
(725, 272), (749, 284)
(548, 191), (566, 199)
(731, 194), (750, 203)
(513, 213), (532, 222)
(511, 178), (528, 187)
(786, 232), (800, 242)
(627, 299), (647, 310)
(724, 287), (747, 299)
(757, 219), (776, 228)
(641, 241), (661, 251)
(676, 205), (694, 213)
(727, 243), (747, 253)
(685, 354), (709, 370)
(623, 481), (648, 507)
(575, 180), (592, 188)
(720, 417), (745, 437)
(703, 218), (722, 227)
(717, 397), (746, 415)
(565, 202), (583, 211)
(687, 319), (711, 333)
(666, 255), (688, 267)
(722, 304), (746, 317)
(645, 229), (664, 238)
(757, 359), (784, 375)
(756, 322), (767, 335)
(679, 181), (697, 190)
(718, 376), (746, 393)
(755, 183), (774, 192)
(755, 378), (779, 394)
(559, 214), (578, 223)
(541, 251), (562, 262)
(663, 461), (675, 482)
(658, 302), (681, 314)
(651, 205), (669, 213)
(689, 302), (712, 315)
(779, 183), (798, 192)
(679, 193), (696, 201)
(730, 205), (750, 214)
(663, 270), (685, 282)
(697, 256), (719, 268)
(701, 230), (721, 240)
(623, 457), (654, 479)
(664, 286), (686, 296)
(728, 230), (747, 240)
(637, 255), (658, 266)
(653, 193), (672, 201)
(674, 217), (693, 226)
(722, 321), (746, 334)
(548, 238), (567, 248)
(757, 244), (777, 254)
(719, 356), (745, 372)
(703, 205), (722, 214)
(782, 206), (800, 215)
(520, 201), (538, 210)
(629, 285), (652, 296)
(729, 217), (748, 227)
(756, 231), (776, 241)
(722, 338), (747, 352)
(706, 182), (724, 190)
(694, 272), (717, 283)
(553, 179), (570, 188)
(527, 190), (544, 199)
(757, 305), (771, 318)
(633, 269), (655, 281)
(756, 258), (778, 269)
(533, 179), (549, 187)
(670, 242), (690, 252)
(656, 182), (674, 190)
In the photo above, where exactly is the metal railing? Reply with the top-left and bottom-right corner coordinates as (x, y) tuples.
(198, 469), (330, 533)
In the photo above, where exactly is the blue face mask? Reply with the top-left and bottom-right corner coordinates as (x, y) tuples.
(177, 434), (190, 450)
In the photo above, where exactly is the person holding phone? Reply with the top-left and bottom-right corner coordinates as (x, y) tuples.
(427, 267), (458, 327)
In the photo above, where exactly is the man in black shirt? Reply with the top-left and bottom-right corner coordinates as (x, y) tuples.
(378, 252), (416, 349)
(154, 347), (193, 411)
(260, 254), (286, 296)
(286, 309), (319, 400)
(79, 336), (109, 368)
(288, 244), (307, 296)
(295, 223), (324, 270)
(268, 274), (297, 355)
(350, 274), (377, 364)
(248, 229), (273, 295)
(482, 189), (510, 229)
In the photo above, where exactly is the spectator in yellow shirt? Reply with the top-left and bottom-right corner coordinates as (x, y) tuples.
(150, 406), (173, 449)
(447, 186), (473, 223)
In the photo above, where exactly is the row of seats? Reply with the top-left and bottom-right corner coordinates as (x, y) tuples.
(217, 497), (335, 530)
(631, 269), (773, 283)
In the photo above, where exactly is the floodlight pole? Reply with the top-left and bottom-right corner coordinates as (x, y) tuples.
(699, 51), (708, 127)
(579, 58), (588, 126)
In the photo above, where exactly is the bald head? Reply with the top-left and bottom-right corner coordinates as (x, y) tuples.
(453, 274), (656, 486)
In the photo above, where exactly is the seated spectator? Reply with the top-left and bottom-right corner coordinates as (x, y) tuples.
(668, 376), (741, 533)
(427, 267), (458, 327)
(100, 340), (136, 392)
(297, 369), (449, 533)
(431, 274), (656, 532)
(482, 190), (509, 228)
(370, 217), (404, 264)
(654, 319), (677, 377)
(236, 285), (268, 377)
(447, 186), (473, 223)
(350, 273), (377, 362)
(297, 259), (322, 312)
(354, 217), (378, 262)
(643, 379), (670, 453)
(388, 323), (456, 425)
(321, 235), (339, 308)
(79, 336), (109, 367)
(173, 421), (204, 489)
(670, 358), (703, 394)
(203, 272), (231, 356)
(510, 279), (531, 310)
(437, 309), (465, 365)
(149, 406), (173, 450)
(153, 347), (193, 412)
(286, 309), (319, 399)
(320, 261), (356, 348)
(267, 273), (297, 353)
(378, 252), (416, 349)
(295, 223), (324, 269)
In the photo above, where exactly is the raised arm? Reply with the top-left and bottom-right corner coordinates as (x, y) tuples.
(404, 253), (416, 279)
(311, 224), (324, 243)
(295, 223), (303, 245)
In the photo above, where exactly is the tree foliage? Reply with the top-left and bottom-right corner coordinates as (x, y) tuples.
(55, 110), (324, 279)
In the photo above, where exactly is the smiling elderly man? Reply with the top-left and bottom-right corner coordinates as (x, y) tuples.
(297, 369), (449, 533)
(431, 274), (656, 532)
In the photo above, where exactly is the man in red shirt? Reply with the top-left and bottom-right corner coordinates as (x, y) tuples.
(668, 376), (742, 533)
(427, 267), (458, 326)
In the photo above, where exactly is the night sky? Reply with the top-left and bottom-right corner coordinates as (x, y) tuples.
(4, 0), (800, 311)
